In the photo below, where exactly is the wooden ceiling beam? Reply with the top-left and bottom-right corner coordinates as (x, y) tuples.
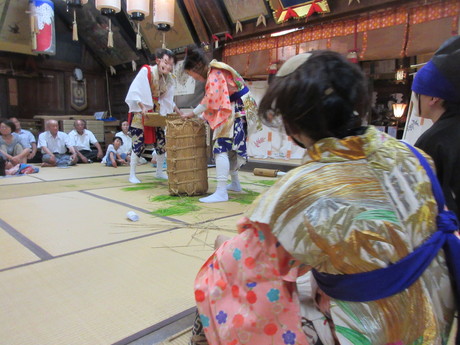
(182, 0), (209, 44)
(196, 0), (232, 36)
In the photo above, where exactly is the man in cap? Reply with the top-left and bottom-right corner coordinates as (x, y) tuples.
(412, 35), (460, 218)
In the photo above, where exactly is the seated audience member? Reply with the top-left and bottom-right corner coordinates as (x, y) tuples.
(68, 119), (103, 163)
(116, 119), (149, 165)
(9, 117), (38, 162)
(103, 136), (129, 168)
(115, 120), (132, 157)
(0, 119), (30, 166)
(38, 120), (78, 167)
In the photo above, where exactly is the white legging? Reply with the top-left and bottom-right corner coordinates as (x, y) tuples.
(215, 151), (245, 181)
(214, 152), (230, 183)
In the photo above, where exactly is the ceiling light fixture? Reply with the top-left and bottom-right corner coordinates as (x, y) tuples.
(270, 27), (303, 37)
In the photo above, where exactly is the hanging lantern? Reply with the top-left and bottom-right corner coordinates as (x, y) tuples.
(395, 66), (407, 84)
(30, 0), (56, 55)
(392, 103), (407, 118)
(127, 0), (149, 21)
(347, 50), (358, 64)
(95, 0), (121, 48)
(127, 0), (149, 50)
(65, 0), (88, 41)
(153, 0), (175, 48)
(95, 0), (121, 15)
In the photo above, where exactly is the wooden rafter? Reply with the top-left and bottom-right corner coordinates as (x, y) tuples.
(182, 0), (209, 43)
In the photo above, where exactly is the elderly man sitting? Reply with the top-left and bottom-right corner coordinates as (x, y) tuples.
(38, 120), (78, 167)
(67, 119), (104, 163)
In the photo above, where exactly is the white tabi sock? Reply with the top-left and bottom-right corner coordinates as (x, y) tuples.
(227, 170), (242, 192)
(129, 154), (141, 184)
(200, 152), (229, 203)
(155, 153), (168, 179)
(200, 180), (228, 203)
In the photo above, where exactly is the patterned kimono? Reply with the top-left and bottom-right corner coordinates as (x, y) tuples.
(201, 60), (258, 165)
(125, 65), (176, 156)
(194, 126), (455, 345)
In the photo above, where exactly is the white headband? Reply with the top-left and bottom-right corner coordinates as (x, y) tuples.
(276, 53), (312, 77)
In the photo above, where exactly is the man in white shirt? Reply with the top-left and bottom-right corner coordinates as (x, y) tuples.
(38, 120), (78, 167)
(9, 117), (37, 161)
(67, 119), (104, 163)
(125, 48), (182, 183)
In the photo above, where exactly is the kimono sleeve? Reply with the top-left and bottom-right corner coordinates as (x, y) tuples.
(125, 67), (154, 113)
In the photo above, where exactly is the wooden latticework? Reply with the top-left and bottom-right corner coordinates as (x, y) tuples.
(165, 115), (208, 196)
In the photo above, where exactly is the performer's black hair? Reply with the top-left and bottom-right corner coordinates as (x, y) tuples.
(183, 44), (209, 79)
(155, 48), (177, 64)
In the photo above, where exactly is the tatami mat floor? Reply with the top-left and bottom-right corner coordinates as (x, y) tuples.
(0, 161), (285, 345)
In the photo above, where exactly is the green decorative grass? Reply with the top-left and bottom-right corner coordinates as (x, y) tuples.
(257, 180), (277, 186)
(229, 189), (260, 204)
(150, 195), (177, 202)
(150, 194), (202, 216)
(152, 204), (201, 216)
(122, 183), (160, 191)
(241, 180), (276, 187)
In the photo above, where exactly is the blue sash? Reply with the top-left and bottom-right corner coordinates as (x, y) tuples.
(229, 86), (249, 102)
(312, 143), (460, 342)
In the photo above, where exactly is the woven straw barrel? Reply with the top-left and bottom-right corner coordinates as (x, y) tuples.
(143, 113), (166, 127)
(165, 115), (208, 196)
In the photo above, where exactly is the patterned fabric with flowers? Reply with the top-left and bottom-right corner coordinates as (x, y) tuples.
(194, 218), (309, 345)
(195, 127), (455, 345)
(213, 116), (247, 159)
(245, 126), (455, 345)
(200, 68), (237, 130)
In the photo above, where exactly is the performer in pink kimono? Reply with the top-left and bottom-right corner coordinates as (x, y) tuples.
(191, 51), (458, 345)
(125, 48), (182, 183)
(182, 45), (258, 203)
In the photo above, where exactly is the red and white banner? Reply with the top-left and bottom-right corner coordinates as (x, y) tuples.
(31, 0), (55, 55)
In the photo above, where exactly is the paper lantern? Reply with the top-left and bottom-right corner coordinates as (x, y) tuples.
(127, 0), (149, 21)
(95, 0), (121, 14)
(65, 0), (88, 41)
(153, 0), (175, 48)
(393, 103), (407, 118)
(153, 0), (175, 30)
(127, 0), (149, 49)
(95, 0), (121, 48)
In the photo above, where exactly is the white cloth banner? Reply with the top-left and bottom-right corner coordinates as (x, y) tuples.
(174, 60), (196, 96)
(402, 92), (433, 145)
(246, 81), (305, 160)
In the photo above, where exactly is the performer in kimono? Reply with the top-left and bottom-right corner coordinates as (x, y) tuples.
(125, 48), (182, 183)
(413, 35), (460, 219)
(182, 45), (258, 203)
(192, 51), (458, 345)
